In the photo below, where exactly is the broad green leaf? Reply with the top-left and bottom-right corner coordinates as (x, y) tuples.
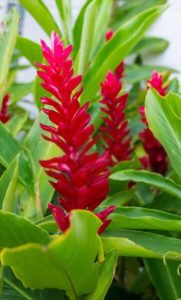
(86, 251), (118, 300)
(18, 0), (61, 36)
(55, 0), (72, 42)
(105, 206), (181, 232)
(16, 36), (42, 66)
(125, 64), (174, 84)
(81, 5), (166, 103)
(73, 0), (92, 55)
(0, 8), (19, 104)
(75, 0), (97, 75)
(110, 169), (181, 199)
(146, 89), (181, 176)
(2, 155), (19, 212)
(102, 230), (181, 261)
(145, 259), (181, 300)
(6, 113), (28, 137)
(0, 123), (20, 168)
(91, 0), (112, 56)
(131, 36), (169, 55)
(2, 210), (102, 298)
(111, 0), (166, 29)
(0, 210), (50, 248)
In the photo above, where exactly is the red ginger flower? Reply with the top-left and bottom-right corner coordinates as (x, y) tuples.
(0, 94), (10, 123)
(100, 70), (131, 165)
(139, 71), (168, 175)
(37, 32), (115, 234)
(147, 70), (168, 96)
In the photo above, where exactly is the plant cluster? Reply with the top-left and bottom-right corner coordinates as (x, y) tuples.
(1, 1), (181, 300)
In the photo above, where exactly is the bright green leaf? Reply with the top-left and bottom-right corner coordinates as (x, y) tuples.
(16, 36), (42, 66)
(18, 0), (61, 36)
(0, 210), (50, 248)
(2, 210), (102, 298)
(110, 169), (181, 199)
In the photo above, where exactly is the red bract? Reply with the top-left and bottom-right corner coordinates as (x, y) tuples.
(147, 70), (168, 96)
(139, 71), (168, 174)
(37, 32), (115, 234)
(0, 94), (10, 123)
(100, 70), (131, 165)
(105, 29), (114, 41)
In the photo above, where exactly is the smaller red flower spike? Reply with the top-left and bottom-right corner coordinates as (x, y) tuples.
(0, 94), (10, 123)
(37, 31), (115, 234)
(139, 71), (168, 174)
(147, 70), (168, 96)
(105, 30), (114, 41)
(100, 71), (131, 165)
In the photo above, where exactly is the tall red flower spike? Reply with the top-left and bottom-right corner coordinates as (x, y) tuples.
(0, 94), (10, 123)
(100, 70), (131, 165)
(37, 32), (115, 234)
(139, 71), (168, 174)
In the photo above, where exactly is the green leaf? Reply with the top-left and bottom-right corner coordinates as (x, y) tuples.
(110, 169), (181, 199)
(111, 0), (166, 29)
(146, 89), (181, 177)
(102, 230), (181, 261)
(55, 0), (72, 42)
(23, 114), (60, 212)
(131, 36), (169, 55)
(0, 156), (18, 209)
(16, 36), (42, 66)
(0, 8), (19, 103)
(91, 0), (112, 56)
(2, 210), (102, 299)
(103, 190), (134, 206)
(81, 5), (166, 103)
(125, 64), (174, 84)
(2, 155), (19, 212)
(18, 0), (61, 36)
(105, 206), (181, 232)
(0, 123), (20, 168)
(169, 77), (180, 93)
(86, 251), (118, 300)
(145, 259), (181, 300)
(6, 113), (28, 137)
(0, 210), (50, 248)
(75, 0), (97, 75)
(73, 0), (92, 55)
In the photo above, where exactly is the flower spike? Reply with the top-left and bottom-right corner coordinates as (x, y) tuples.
(37, 32), (115, 233)
(100, 70), (131, 165)
(139, 71), (168, 174)
(0, 94), (10, 123)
